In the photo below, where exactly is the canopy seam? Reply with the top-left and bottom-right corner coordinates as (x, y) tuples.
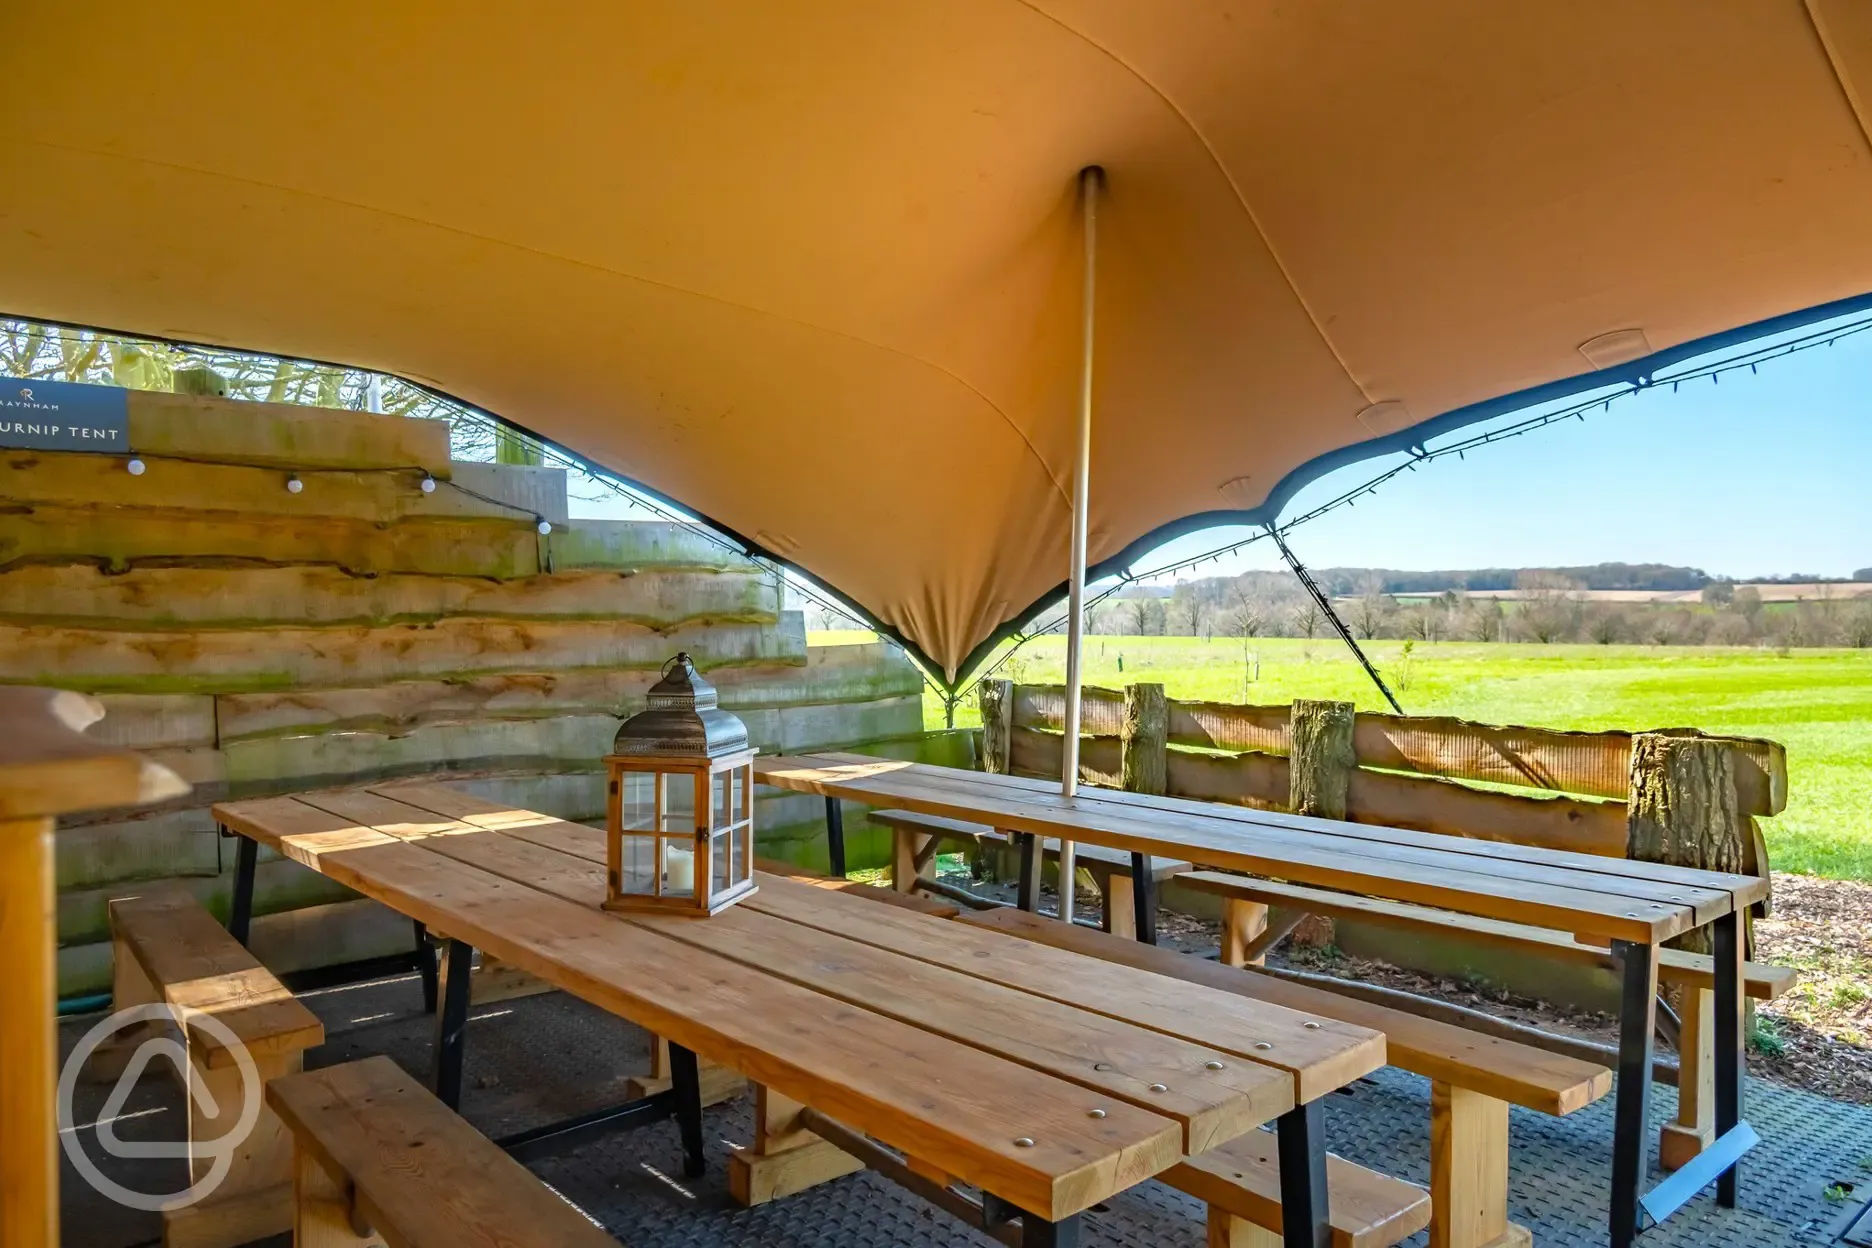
(1013, 1), (1373, 406)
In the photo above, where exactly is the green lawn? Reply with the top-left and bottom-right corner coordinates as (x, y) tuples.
(820, 632), (1872, 881)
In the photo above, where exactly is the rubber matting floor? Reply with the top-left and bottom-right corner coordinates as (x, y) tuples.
(60, 969), (1872, 1248)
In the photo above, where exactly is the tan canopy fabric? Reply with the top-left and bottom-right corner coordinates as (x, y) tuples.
(6, 3), (1872, 681)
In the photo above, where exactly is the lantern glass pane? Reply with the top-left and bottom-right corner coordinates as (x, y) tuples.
(619, 831), (659, 895)
(622, 772), (657, 830)
(664, 836), (696, 897)
(712, 827), (731, 894)
(712, 769), (731, 829)
(660, 773), (693, 834)
(732, 768), (747, 823)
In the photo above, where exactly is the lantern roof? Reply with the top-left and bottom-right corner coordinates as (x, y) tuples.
(613, 653), (751, 760)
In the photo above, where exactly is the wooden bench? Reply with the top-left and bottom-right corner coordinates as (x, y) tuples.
(1178, 869), (1796, 1168)
(108, 891), (325, 1248)
(1169, 1128), (1431, 1248)
(267, 1056), (619, 1248)
(963, 906), (1613, 1248)
(869, 807), (1188, 938)
(754, 853), (962, 918)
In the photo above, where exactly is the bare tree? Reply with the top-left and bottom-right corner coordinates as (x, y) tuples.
(1169, 583), (1204, 636)
(1514, 571), (1582, 643)
(1350, 590), (1392, 640)
(1289, 598), (1324, 639)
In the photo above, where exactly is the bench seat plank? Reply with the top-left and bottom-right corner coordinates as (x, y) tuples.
(751, 855), (962, 917)
(214, 795), (1181, 1221)
(267, 1056), (617, 1248)
(1167, 1131), (1431, 1248)
(109, 891), (323, 1064)
(1177, 871), (1795, 1000)
(959, 907), (1610, 1117)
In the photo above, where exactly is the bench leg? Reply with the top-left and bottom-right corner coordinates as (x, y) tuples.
(825, 797), (846, 877)
(431, 939), (472, 1110)
(1221, 898), (1270, 967)
(1100, 871), (1136, 941)
(728, 1083), (863, 1205)
(1608, 939), (1659, 1248)
(1275, 1099), (1329, 1248)
(669, 1042), (707, 1178)
(85, 926), (163, 1083)
(1430, 1083), (1530, 1248)
(292, 1146), (384, 1247)
(162, 1049), (299, 1248)
(626, 1034), (748, 1105)
(891, 826), (929, 893)
(1660, 987), (1714, 1170)
(1207, 1207), (1280, 1247)
(1130, 851), (1158, 946)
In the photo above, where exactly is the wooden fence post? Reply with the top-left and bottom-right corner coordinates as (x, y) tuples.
(1284, 699), (1357, 950)
(1627, 731), (1750, 1172)
(1120, 683), (1167, 795)
(978, 679), (1012, 775)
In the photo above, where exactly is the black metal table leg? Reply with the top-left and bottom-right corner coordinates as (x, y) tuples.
(225, 828), (258, 948)
(432, 938), (472, 1110)
(1609, 938), (1659, 1248)
(668, 1042), (706, 1178)
(1130, 851), (1158, 946)
(1713, 909), (1743, 1207)
(1015, 831), (1043, 912)
(1276, 1099), (1330, 1248)
(825, 797), (847, 877)
(414, 919), (439, 1014)
(1020, 1212), (1081, 1247)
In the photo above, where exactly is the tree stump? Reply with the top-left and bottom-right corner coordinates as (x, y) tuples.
(1287, 699), (1356, 948)
(978, 679), (1012, 775)
(1121, 683), (1168, 796)
(1627, 732), (1745, 956)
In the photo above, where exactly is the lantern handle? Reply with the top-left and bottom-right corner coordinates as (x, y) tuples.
(662, 652), (692, 678)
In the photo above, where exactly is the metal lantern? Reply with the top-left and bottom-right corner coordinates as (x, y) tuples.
(602, 653), (757, 915)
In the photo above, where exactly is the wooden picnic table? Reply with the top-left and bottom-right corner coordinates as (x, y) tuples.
(212, 782), (1386, 1248)
(755, 752), (1766, 1248)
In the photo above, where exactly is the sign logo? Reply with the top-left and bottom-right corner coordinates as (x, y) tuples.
(58, 1004), (263, 1212)
(0, 377), (130, 452)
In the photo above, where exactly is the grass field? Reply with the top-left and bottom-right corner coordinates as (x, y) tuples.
(816, 632), (1872, 882)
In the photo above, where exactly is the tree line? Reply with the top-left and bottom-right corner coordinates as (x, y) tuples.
(1087, 570), (1872, 649)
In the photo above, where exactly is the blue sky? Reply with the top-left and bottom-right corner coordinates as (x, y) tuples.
(1135, 313), (1872, 584)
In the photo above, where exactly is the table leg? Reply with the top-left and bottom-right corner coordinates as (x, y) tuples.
(1713, 910), (1743, 1207)
(432, 938), (472, 1110)
(1021, 1212), (1081, 1247)
(1276, 1099), (1330, 1248)
(1130, 851), (1158, 946)
(1608, 939), (1659, 1248)
(824, 797), (846, 877)
(1016, 832), (1043, 912)
(414, 920), (439, 1014)
(225, 828), (258, 948)
(668, 1042), (707, 1179)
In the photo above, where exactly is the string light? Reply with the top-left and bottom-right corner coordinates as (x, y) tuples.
(125, 458), (145, 476)
(420, 473), (437, 494)
(285, 474), (303, 494)
(536, 519), (552, 535)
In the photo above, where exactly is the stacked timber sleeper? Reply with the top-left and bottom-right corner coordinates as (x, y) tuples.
(4, 391), (928, 997)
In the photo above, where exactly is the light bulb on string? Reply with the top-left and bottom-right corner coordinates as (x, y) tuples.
(286, 474), (304, 494)
(126, 458), (146, 476)
(420, 474), (437, 494)
(536, 519), (553, 535)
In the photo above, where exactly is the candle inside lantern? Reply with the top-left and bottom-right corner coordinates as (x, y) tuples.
(664, 841), (696, 893)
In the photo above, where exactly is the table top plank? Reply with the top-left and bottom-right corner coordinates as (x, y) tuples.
(859, 764), (1736, 926)
(799, 753), (1768, 909)
(355, 788), (1298, 1153)
(754, 760), (1690, 942)
(745, 875), (1386, 1103)
(212, 795), (1182, 1219)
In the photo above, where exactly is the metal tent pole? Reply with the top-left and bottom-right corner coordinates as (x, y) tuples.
(1057, 165), (1102, 924)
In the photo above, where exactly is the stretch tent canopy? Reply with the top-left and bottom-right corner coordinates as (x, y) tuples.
(6, 3), (1872, 683)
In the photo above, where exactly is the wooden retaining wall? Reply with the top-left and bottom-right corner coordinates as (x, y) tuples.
(5, 394), (940, 995)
